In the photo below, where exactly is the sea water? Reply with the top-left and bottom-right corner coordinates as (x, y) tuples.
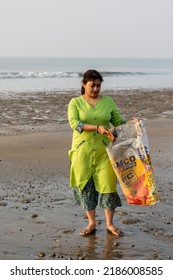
(0, 57), (173, 94)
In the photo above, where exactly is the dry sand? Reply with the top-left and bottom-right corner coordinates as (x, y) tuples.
(0, 89), (173, 260)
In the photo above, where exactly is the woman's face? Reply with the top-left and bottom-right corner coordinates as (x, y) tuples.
(83, 79), (102, 98)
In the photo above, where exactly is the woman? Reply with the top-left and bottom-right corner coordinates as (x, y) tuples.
(68, 69), (126, 236)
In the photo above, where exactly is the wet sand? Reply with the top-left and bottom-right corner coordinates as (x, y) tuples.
(0, 89), (173, 260)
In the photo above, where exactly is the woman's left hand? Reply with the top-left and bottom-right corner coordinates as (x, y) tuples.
(127, 118), (139, 123)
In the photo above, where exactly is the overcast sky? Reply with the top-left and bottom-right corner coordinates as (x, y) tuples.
(0, 0), (173, 58)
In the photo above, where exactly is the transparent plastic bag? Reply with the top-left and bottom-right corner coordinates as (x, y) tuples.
(106, 120), (160, 205)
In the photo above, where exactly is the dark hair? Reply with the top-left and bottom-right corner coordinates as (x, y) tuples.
(81, 69), (103, 95)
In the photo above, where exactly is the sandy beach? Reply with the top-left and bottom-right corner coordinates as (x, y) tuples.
(0, 89), (173, 260)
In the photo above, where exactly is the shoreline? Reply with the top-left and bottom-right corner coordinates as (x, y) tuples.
(0, 89), (173, 260)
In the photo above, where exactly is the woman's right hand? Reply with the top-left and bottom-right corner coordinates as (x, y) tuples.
(98, 125), (116, 141)
(97, 125), (109, 135)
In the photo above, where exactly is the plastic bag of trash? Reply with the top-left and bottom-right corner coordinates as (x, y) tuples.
(106, 120), (160, 205)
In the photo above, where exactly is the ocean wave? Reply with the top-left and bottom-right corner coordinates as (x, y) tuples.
(0, 71), (80, 79)
(0, 70), (162, 80)
(101, 71), (148, 76)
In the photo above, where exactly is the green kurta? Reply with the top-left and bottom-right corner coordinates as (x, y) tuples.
(68, 95), (125, 193)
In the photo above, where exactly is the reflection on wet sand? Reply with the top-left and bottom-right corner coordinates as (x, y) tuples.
(82, 231), (124, 260)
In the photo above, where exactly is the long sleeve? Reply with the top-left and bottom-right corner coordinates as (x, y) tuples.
(68, 98), (80, 130)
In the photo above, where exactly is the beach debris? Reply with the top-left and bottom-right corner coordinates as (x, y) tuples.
(32, 116), (49, 120)
(61, 228), (75, 234)
(122, 218), (140, 224)
(37, 251), (46, 258)
(50, 252), (56, 258)
(20, 197), (31, 204)
(113, 242), (120, 247)
(23, 206), (29, 210)
(116, 210), (128, 216)
(114, 252), (123, 259)
(0, 201), (7, 207)
(31, 213), (38, 218)
(57, 254), (64, 259)
(96, 219), (102, 225)
(78, 256), (85, 260)
(153, 252), (158, 259)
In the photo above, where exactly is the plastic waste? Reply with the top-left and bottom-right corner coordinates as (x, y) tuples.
(106, 120), (160, 205)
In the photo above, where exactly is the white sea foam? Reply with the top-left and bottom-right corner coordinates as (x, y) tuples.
(0, 71), (79, 79)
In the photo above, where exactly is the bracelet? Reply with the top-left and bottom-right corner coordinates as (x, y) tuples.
(97, 125), (99, 133)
